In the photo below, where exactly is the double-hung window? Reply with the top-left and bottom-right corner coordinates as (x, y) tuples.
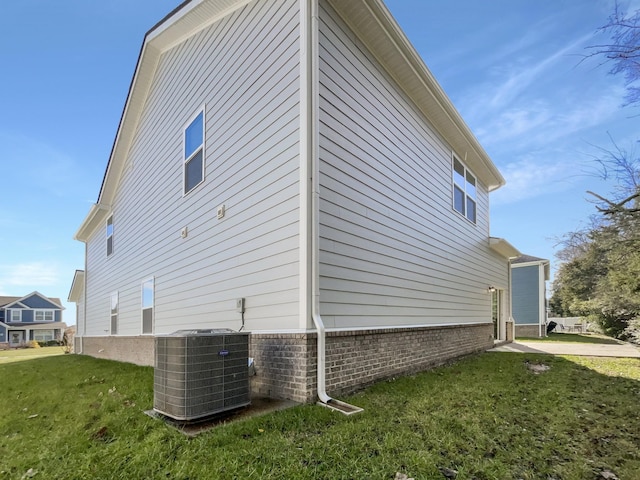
(453, 156), (477, 223)
(184, 110), (204, 194)
(142, 278), (154, 334)
(35, 310), (54, 321)
(106, 215), (114, 256)
(110, 292), (118, 335)
(10, 309), (22, 322)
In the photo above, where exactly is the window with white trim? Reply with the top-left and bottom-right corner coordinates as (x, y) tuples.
(110, 292), (118, 335)
(34, 310), (54, 322)
(142, 278), (154, 334)
(106, 215), (114, 256)
(34, 330), (55, 342)
(452, 156), (477, 223)
(9, 309), (22, 322)
(184, 110), (204, 194)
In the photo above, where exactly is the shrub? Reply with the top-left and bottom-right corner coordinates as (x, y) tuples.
(26, 340), (41, 349)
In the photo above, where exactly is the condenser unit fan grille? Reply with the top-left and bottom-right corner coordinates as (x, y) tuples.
(154, 329), (250, 421)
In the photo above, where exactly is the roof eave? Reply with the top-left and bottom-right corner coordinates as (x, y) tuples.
(327, 0), (505, 191)
(81, 0), (251, 242)
(68, 270), (86, 303)
(489, 237), (521, 259)
(74, 203), (110, 243)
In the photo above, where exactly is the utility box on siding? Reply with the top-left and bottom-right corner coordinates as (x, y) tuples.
(154, 329), (250, 421)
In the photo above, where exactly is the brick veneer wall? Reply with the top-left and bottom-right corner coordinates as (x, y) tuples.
(250, 323), (493, 403)
(80, 336), (155, 366)
(324, 323), (493, 397)
(515, 324), (542, 338)
(78, 323), (493, 404)
(249, 333), (317, 402)
(505, 321), (514, 342)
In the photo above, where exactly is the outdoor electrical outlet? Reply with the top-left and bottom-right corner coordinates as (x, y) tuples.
(236, 298), (245, 313)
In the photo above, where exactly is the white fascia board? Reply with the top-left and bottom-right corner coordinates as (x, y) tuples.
(3, 301), (28, 309)
(8, 292), (63, 310)
(512, 260), (550, 269)
(74, 203), (110, 242)
(68, 270), (86, 303)
(94, 0), (251, 221)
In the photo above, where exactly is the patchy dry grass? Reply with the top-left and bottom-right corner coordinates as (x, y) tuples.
(0, 353), (639, 479)
(0, 346), (66, 364)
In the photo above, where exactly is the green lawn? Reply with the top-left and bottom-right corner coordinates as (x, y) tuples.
(1, 353), (639, 479)
(0, 346), (66, 364)
(518, 333), (622, 345)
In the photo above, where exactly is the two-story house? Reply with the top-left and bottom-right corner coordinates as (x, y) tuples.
(0, 292), (66, 348)
(70, 0), (520, 404)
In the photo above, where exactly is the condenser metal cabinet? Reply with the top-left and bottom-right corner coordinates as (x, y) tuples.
(154, 329), (250, 421)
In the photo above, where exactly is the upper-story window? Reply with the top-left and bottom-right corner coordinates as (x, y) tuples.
(10, 309), (22, 322)
(184, 110), (204, 194)
(452, 156), (477, 224)
(106, 215), (114, 256)
(35, 310), (54, 322)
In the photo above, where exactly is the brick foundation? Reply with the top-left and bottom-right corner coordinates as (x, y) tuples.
(250, 323), (493, 403)
(505, 321), (514, 342)
(78, 323), (493, 404)
(515, 324), (542, 338)
(79, 336), (155, 366)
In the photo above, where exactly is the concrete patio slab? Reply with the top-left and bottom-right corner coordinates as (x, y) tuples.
(489, 341), (640, 358)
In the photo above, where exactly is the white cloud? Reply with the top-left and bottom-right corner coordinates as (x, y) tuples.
(491, 157), (578, 206)
(487, 33), (593, 110)
(0, 262), (60, 293)
(477, 87), (624, 149)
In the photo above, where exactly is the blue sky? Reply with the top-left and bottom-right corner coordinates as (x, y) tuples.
(0, 0), (637, 325)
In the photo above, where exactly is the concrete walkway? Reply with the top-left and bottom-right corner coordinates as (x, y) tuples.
(489, 340), (640, 358)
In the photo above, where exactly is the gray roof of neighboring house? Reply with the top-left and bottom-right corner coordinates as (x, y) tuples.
(511, 254), (549, 265)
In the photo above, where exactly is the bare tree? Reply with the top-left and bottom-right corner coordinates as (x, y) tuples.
(586, 2), (640, 107)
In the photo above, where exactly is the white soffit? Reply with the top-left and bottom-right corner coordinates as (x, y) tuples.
(327, 0), (505, 192)
(489, 237), (521, 259)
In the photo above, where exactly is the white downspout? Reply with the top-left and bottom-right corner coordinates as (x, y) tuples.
(300, 0), (361, 414)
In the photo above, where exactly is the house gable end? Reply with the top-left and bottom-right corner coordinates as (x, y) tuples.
(18, 292), (63, 310)
(77, 0), (252, 243)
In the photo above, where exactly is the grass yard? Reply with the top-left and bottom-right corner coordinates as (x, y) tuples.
(518, 333), (622, 345)
(1, 353), (639, 480)
(0, 346), (66, 364)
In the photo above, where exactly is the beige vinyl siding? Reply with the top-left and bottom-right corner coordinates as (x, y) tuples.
(318, 1), (507, 329)
(84, 0), (301, 336)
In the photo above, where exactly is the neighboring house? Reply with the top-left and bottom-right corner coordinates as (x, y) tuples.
(511, 254), (550, 338)
(70, 0), (520, 404)
(0, 292), (66, 348)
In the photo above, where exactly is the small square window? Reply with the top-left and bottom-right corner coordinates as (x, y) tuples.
(184, 111), (204, 194)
